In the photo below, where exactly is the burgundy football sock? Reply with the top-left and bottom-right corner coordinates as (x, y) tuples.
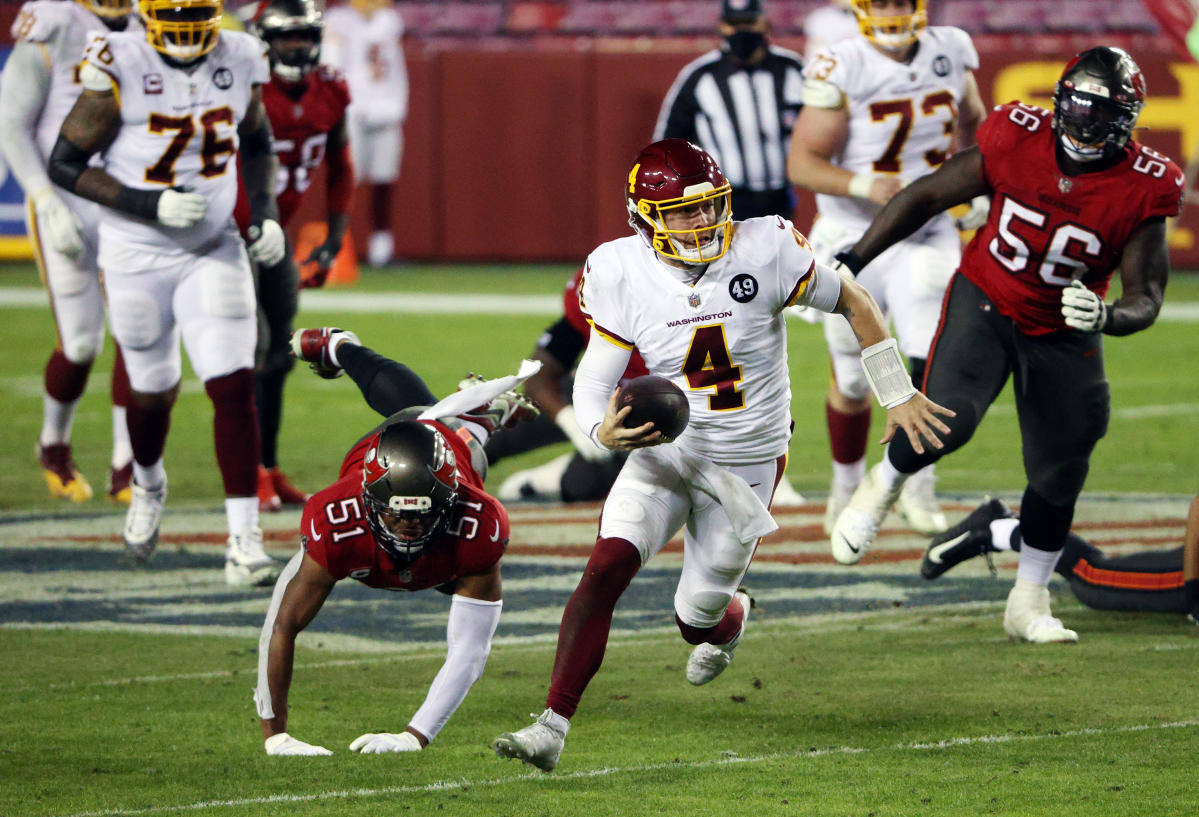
(127, 398), (172, 467)
(545, 537), (642, 718)
(205, 369), (260, 497)
(675, 594), (745, 646)
(826, 401), (871, 464)
(44, 349), (91, 403)
(110, 345), (130, 408)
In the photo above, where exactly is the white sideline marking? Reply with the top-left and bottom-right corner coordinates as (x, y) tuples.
(56, 719), (1199, 817)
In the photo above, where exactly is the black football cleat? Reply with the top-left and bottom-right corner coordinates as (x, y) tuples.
(920, 498), (1012, 580)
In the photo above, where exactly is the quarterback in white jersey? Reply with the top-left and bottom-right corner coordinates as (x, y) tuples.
(786, 0), (987, 537)
(493, 138), (953, 773)
(46, 0), (286, 587)
(323, 0), (407, 266)
(0, 0), (136, 504)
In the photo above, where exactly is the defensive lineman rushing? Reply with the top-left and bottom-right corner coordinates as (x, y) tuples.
(0, 0), (135, 503)
(787, 0), (987, 537)
(493, 138), (952, 772)
(257, 328), (538, 756)
(828, 47), (1182, 643)
(47, 0), (286, 584)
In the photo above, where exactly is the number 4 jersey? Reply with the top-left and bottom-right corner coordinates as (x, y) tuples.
(81, 30), (268, 253)
(964, 102), (1183, 335)
(300, 420), (508, 592)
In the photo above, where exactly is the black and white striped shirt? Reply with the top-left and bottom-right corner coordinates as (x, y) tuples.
(654, 45), (804, 218)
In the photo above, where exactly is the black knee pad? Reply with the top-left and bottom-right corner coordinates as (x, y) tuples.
(1018, 487), (1073, 551)
(889, 396), (980, 473)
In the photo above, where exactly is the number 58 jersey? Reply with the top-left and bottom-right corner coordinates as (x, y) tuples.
(82, 30), (269, 253)
(579, 217), (820, 466)
(963, 102), (1183, 336)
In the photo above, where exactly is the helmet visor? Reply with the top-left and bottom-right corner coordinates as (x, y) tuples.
(1057, 90), (1136, 148)
(640, 185), (733, 264)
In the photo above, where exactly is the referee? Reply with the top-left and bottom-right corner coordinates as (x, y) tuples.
(653, 0), (804, 219)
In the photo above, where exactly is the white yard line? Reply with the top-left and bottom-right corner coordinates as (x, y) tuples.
(55, 718), (1199, 817)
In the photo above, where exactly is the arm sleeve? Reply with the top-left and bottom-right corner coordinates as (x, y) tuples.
(793, 261), (844, 313)
(254, 549), (306, 719)
(0, 40), (53, 195)
(572, 331), (633, 447)
(406, 595), (502, 742)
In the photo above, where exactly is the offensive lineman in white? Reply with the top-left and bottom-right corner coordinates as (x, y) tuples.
(322, 0), (407, 267)
(0, 0), (136, 504)
(493, 138), (953, 772)
(46, 0), (286, 585)
(787, 0), (987, 538)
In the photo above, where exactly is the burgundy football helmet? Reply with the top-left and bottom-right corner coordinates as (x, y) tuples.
(361, 421), (458, 561)
(626, 139), (733, 265)
(1052, 46), (1145, 162)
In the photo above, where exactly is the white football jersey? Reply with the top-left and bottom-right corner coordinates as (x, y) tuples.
(82, 29), (268, 253)
(804, 26), (978, 227)
(579, 217), (820, 465)
(323, 4), (407, 126)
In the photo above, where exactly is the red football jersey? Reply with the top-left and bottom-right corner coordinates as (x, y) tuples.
(563, 267), (649, 378)
(262, 66), (351, 226)
(961, 102), (1183, 336)
(300, 420), (508, 592)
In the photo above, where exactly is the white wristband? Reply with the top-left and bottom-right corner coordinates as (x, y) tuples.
(860, 338), (917, 409)
(847, 173), (873, 199)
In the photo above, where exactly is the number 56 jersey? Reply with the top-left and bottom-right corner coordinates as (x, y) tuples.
(962, 102), (1183, 336)
(579, 216), (821, 466)
(82, 30), (269, 253)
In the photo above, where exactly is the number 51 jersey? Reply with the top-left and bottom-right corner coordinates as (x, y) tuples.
(82, 30), (269, 253)
(963, 102), (1183, 336)
(579, 216), (818, 466)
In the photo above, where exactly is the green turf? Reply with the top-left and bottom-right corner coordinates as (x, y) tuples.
(1, 604), (1195, 817)
(2, 263), (1198, 510)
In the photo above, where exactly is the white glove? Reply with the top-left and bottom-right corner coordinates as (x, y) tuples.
(31, 188), (85, 259)
(555, 405), (613, 462)
(349, 731), (423, 753)
(955, 194), (991, 231)
(264, 732), (332, 756)
(1061, 280), (1107, 332)
(156, 188), (207, 229)
(248, 219), (287, 267)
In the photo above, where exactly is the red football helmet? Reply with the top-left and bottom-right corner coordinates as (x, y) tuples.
(626, 139), (733, 265)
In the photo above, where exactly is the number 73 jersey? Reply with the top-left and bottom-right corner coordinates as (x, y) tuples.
(963, 102), (1183, 335)
(82, 30), (268, 253)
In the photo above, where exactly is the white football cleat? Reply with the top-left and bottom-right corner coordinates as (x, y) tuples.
(124, 478), (167, 563)
(829, 463), (903, 565)
(685, 589), (753, 686)
(497, 453), (571, 503)
(822, 477), (857, 536)
(225, 526), (280, 586)
(493, 709), (569, 772)
(1003, 578), (1078, 643)
(896, 465), (949, 535)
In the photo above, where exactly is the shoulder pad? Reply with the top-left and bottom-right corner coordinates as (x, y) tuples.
(11, 1), (64, 44)
(801, 76), (844, 109)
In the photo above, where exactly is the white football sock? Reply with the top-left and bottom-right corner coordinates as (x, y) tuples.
(1015, 543), (1062, 587)
(990, 518), (1019, 551)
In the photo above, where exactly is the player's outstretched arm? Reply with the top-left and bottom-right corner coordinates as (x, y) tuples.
(1100, 217), (1169, 336)
(351, 564), (504, 753)
(257, 552), (337, 755)
(834, 273), (953, 454)
(840, 148), (988, 274)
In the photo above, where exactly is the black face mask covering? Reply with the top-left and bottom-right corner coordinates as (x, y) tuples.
(725, 30), (767, 61)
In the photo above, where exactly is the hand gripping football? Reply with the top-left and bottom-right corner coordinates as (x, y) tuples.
(617, 375), (690, 442)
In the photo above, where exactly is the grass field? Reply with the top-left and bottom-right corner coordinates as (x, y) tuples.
(1, 261), (1197, 817)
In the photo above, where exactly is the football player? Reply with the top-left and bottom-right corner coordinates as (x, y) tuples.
(46, 0), (286, 585)
(827, 47), (1182, 644)
(240, 0), (355, 512)
(919, 495), (1199, 626)
(787, 0), (988, 537)
(0, 0), (136, 504)
(492, 138), (953, 772)
(322, 0), (406, 267)
(256, 327), (537, 755)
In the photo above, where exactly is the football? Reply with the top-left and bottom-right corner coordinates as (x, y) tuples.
(617, 375), (690, 441)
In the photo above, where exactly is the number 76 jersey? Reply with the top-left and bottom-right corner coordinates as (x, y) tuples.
(82, 30), (269, 253)
(963, 102), (1183, 336)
